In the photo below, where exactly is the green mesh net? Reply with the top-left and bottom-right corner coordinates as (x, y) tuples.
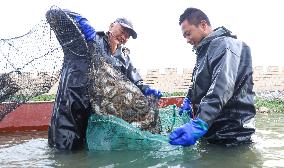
(86, 105), (191, 151)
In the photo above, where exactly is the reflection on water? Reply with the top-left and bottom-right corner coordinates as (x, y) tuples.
(0, 113), (283, 168)
(253, 112), (284, 168)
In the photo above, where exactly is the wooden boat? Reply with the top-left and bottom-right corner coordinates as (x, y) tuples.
(0, 97), (183, 132)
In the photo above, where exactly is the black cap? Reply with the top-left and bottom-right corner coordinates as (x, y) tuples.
(115, 18), (137, 39)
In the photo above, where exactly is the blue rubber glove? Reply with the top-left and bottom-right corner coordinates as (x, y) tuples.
(169, 118), (208, 146)
(144, 87), (163, 99)
(179, 98), (193, 118)
(74, 15), (96, 41)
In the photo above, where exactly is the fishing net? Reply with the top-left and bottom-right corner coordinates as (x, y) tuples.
(86, 105), (190, 151)
(87, 36), (161, 133)
(0, 9), (62, 121)
(1, 6), (190, 151)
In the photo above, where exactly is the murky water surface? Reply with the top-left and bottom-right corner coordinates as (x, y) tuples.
(1, 113), (283, 168)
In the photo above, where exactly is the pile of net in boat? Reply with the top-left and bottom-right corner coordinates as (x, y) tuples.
(1, 6), (190, 151)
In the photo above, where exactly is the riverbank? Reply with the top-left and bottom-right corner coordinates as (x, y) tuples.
(30, 91), (284, 113)
(256, 91), (284, 113)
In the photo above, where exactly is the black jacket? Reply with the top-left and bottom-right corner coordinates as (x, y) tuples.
(94, 31), (148, 92)
(47, 9), (148, 150)
(187, 27), (256, 145)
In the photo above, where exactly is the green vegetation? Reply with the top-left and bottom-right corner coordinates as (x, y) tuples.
(162, 92), (187, 97)
(30, 92), (187, 101)
(255, 97), (284, 113)
(28, 92), (186, 101)
(5, 94), (56, 102)
(7, 92), (284, 113)
(31, 94), (56, 101)
(7, 95), (30, 102)
(162, 93), (284, 113)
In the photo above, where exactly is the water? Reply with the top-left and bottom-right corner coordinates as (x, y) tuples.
(0, 113), (283, 168)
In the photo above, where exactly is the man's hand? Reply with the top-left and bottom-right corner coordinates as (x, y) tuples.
(169, 118), (208, 146)
(74, 15), (96, 41)
(144, 87), (163, 99)
(179, 98), (193, 117)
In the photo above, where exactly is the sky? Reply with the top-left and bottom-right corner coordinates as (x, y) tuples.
(0, 0), (283, 73)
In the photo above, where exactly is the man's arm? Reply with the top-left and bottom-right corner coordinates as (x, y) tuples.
(197, 38), (242, 127)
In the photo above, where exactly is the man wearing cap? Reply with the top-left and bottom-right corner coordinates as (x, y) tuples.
(74, 15), (160, 95)
(48, 10), (162, 150)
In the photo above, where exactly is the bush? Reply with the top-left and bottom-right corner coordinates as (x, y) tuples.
(255, 97), (284, 112)
(31, 94), (56, 101)
(162, 92), (186, 97)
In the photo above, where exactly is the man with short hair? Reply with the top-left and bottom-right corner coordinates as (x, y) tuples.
(47, 9), (162, 150)
(169, 7), (256, 146)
